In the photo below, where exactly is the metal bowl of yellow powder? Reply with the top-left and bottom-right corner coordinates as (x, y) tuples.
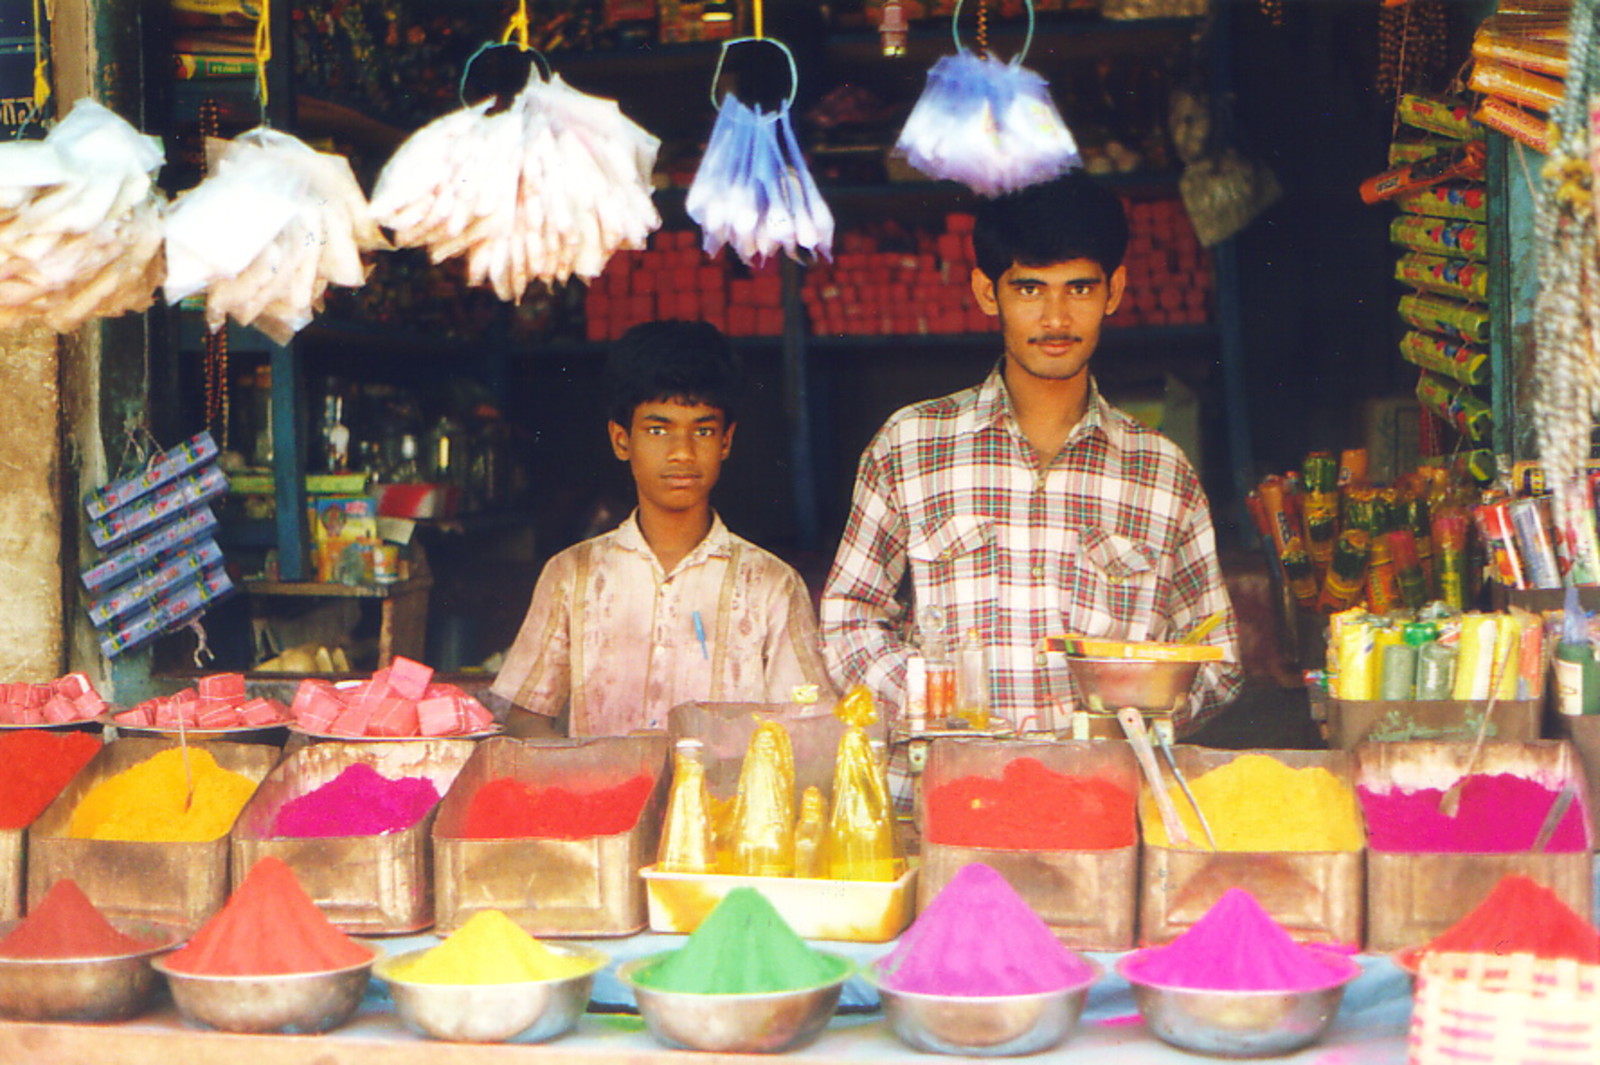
(375, 912), (607, 1044)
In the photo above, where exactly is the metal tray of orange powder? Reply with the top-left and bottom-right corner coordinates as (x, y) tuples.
(432, 734), (670, 938)
(232, 738), (478, 934)
(918, 737), (1142, 951)
(26, 736), (280, 931)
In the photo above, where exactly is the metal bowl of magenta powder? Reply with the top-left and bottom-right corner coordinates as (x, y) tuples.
(866, 960), (1102, 1057)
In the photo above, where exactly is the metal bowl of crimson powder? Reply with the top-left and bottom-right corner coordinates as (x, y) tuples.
(0, 919), (185, 1023)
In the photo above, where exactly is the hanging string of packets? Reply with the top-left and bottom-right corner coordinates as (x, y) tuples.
(893, 0), (1080, 198)
(1325, 605), (1544, 704)
(371, 61), (661, 297)
(0, 99), (166, 334)
(687, 37), (834, 266)
(163, 128), (391, 345)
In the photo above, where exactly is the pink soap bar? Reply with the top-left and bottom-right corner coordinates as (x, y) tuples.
(197, 672), (246, 700)
(387, 656), (434, 701)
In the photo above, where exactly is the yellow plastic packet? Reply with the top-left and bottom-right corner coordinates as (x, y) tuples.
(727, 718), (796, 876)
(825, 685), (904, 882)
(657, 739), (715, 874)
(793, 785), (829, 879)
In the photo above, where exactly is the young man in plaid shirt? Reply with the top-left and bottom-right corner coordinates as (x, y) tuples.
(821, 172), (1242, 808)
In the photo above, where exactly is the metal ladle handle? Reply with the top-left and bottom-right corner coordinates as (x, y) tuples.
(1118, 707), (1190, 847)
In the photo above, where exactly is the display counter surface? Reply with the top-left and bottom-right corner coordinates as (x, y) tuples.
(0, 933), (1415, 1065)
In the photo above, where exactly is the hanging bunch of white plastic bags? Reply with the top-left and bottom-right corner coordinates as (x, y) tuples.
(0, 99), (166, 333)
(163, 128), (389, 345)
(687, 37), (833, 266)
(370, 47), (661, 300)
(894, 0), (1080, 197)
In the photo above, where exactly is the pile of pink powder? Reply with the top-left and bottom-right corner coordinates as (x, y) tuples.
(874, 863), (1097, 997)
(271, 762), (440, 838)
(1357, 773), (1589, 853)
(1120, 889), (1358, 992)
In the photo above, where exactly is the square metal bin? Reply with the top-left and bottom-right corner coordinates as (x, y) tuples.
(231, 739), (478, 934)
(1326, 698), (1542, 750)
(26, 737), (280, 930)
(0, 825), (22, 922)
(918, 738), (1141, 951)
(432, 734), (670, 937)
(1139, 747), (1365, 948)
(1357, 739), (1595, 952)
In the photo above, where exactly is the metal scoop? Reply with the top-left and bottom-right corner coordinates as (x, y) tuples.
(1118, 707), (1190, 847)
(1153, 726), (1217, 849)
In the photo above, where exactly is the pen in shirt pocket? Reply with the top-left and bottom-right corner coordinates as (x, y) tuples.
(693, 610), (710, 659)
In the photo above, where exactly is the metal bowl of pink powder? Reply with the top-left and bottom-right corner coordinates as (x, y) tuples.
(866, 959), (1102, 1056)
(1117, 954), (1361, 1058)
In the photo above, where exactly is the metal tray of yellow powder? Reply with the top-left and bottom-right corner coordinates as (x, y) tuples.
(1355, 739), (1595, 952)
(1138, 747), (1366, 949)
(918, 737), (1141, 951)
(26, 736), (280, 930)
(432, 734), (670, 937)
(232, 739), (478, 934)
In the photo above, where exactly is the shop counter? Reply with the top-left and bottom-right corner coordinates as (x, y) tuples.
(0, 935), (1414, 1065)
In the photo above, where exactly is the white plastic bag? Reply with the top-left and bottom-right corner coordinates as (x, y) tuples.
(0, 99), (166, 333)
(163, 128), (389, 345)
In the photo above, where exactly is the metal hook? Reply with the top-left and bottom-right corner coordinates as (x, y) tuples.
(709, 36), (798, 111)
(459, 40), (550, 112)
(951, 0), (1035, 62)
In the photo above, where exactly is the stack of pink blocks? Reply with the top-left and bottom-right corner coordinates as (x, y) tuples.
(112, 672), (289, 730)
(0, 672), (106, 725)
(289, 657), (494, 738)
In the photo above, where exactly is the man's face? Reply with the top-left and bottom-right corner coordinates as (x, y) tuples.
(609, 399), (734, 516)
(971, 258), (1127, 386)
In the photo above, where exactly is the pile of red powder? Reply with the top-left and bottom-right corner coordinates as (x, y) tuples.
(161, 857), (373, 976)
(926, 757), (1135, 850)
(462, 774), (654, 839)
(0, 879), (157, 959)
(1399, 874), (1600, 969)
(0, 730), (101, 829)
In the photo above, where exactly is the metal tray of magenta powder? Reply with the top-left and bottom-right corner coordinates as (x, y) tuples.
(232, 739), (479, 934)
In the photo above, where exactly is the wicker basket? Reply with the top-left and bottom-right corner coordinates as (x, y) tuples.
(1408, 952), (1600, 1065)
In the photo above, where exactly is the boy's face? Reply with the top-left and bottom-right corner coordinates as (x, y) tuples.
(609, 399), (734, 517)
(971, 258), (1126, 387)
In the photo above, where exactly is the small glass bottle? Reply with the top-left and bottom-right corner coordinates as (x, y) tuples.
(657, 739), (715, 874)
(904, 655), (928, 734)
(955, 628), (991, 730)
(918, 606), (955, 727)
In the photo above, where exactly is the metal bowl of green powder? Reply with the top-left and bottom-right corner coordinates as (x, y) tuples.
(619, 951), (853, 1053)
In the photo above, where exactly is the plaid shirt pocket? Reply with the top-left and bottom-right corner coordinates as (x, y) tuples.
(907, 512), (998, 630)
(1067, 527), (1162, 635)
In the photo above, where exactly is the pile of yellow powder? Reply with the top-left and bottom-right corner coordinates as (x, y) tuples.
(67, 747), (258, 842)
(387, 909), (594, 984)
(1140, 753), (1363, 851)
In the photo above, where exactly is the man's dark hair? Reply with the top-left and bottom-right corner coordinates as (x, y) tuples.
(605, 319), (743, 427)
(971, 171), (1131, 284)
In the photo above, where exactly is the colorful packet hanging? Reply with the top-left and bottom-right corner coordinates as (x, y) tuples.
(1390, 217), (1489, 261)
(1395, 254), (1489, 301)
(1396, 93), (1477, 140)
(1401, 294), (1490, 345)
(1400, 330), (1489, 386)
(1416, 373), (1493, 442)
(1396, 183), (1488, 221)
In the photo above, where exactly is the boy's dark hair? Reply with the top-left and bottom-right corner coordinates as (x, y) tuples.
(971, 171), (1130, 284)
(605, 320), (743, 427)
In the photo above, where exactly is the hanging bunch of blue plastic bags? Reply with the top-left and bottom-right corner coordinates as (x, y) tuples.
(687, 37), (834, 266)
(894, 0), (1080, 197)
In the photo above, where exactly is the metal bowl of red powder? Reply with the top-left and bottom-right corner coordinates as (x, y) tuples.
(866, 959), (1102, 1056)
(1118, 956), (1362, 1058)
(376, 944), (608, 1043)
(152, 947), (380, 1035)
(617, 952), (854, 1053)
(0, 919), (185, 1023)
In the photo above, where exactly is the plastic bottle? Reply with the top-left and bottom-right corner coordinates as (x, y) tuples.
(1555, 585), (1600, 716)
(657, 739), (715, 874)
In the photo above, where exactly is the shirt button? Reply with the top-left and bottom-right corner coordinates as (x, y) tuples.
(1032, 564), (1045, 579)
(1036, 653), (1048, 666)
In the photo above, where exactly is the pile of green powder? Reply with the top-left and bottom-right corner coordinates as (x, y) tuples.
(634, 887), (845, 994)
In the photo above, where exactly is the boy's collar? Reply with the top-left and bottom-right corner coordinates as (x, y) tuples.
(616, 510), (733, 569)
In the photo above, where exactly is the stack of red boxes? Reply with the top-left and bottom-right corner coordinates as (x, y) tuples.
(287, 656), (495, 738)
(585, 230), (786, 341)
(1116, 197), (1212, 328)
(802, 214), (986, 337)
